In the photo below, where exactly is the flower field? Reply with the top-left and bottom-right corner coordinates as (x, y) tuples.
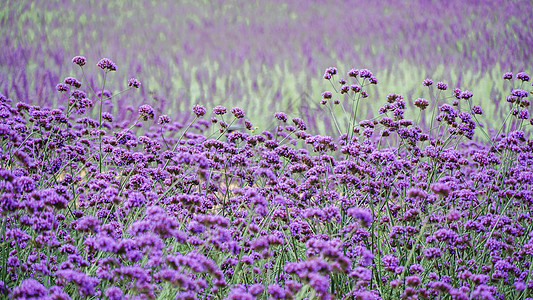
(1, 1), (533, 299)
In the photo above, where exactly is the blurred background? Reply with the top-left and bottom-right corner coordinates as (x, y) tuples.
(1, 0), (532, 134)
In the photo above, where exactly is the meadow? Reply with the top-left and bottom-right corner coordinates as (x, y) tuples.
(1, 1), (533, 299)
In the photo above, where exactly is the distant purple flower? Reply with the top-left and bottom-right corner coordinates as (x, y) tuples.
(423, 78), (433, 86)
(348, 68), (359, 77)
(322, 91), (333, 99)
(72, 55), (86, 67)
(348, 207), (373, 227)
(64, 77), (82, 88)
(324, 67), (337, 80)
(56, 83), (69, 92)
(502, 72), (513, 80)
(213, 105), (227, 115)
(190, 104), (206, 117)
(369, 76), (378, 84)
(382, 254), (399, 272)
(517, 108), (529, 119)
(267, 284), (286, 299)
(460, 90), (473, 99)
(414, 98), (429, 110)
(128, 78), (141, 88)
(274, 112), (287, 122)
(158, 115), (170, 124)
(431, 182), (450, 197)
(511, 89), (528, 98)
(138, 104), (155, 120)
(97, 58), (117, 71)
(249, 283), (264, 296)
(471, 105), (483, 115)
(359, 69), (373, 78)
(436, 82), (448, 90)
(231, 107), (245, 119)
(516, 72), (530, 81)
(406, 275), (421, 286)
(292, 117), (307, 131)
(11, 279), (47, 299)
(105, 286), (123, 300)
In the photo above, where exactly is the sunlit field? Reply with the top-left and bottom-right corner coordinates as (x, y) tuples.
(1, 1), (533, 299)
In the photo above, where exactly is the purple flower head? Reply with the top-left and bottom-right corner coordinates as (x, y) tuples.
(64, 77), (82, 88)
(267, 283), (286, 299)
(192, 104), (207, 117)
(72, 55), (86, 67)
(348, 68), (359, 77)
(213, 105), (227, 115)
(382, 254), (399, 272)
(471, 105), (483, 115)
(248, 283), (265, 296)
(12, 279), (47, 299)
(414, 98), (429, 110)
(460, 90), (473, 100)
(359, 69), (373, 78)
(516, 72), (530, 81)
(436, 82), (448, 90)
(292, 118), (307, 131)
(231, 107), (245, 119)
(511, 89), (528, 98)
(274, 112), (288, 122)
(325, 67), (337, 77)
(158, 115), (171, 124)
(322, 91), (333, 99)
(56, 83), (69, 92)
(423, 78), (433, 86)
(502, 72), (513, 80)
(128, 78), (141, 88)
(138, 104), (155, 121)
(348, 207), (373, 227)
(431, 182), (450, 197)
(105, 286), (123, 300)
(97, 58), (117, 71)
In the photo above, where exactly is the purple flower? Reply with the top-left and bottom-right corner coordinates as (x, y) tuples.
(431, 182), (450, 197)
(347, 207), (373, 227)
(56, 83), (69, 92)
(423, 78), (433, 86)
(516, 72), (530, 81)
(414, 98), (429, 110)
(12, 279), (47, 299)
(436, 81), (448, 90)
(502, 72), (513, 80)
(292, 117), (307, 131)
(105, 286), (123, 300)
(511, 89), (528, 98)
(213, 105), (227, 115)
(193, 104), (207, 117)
(128, 78), (141, 88)
(64, 77), (82, 88)
(267, 284), (286, 299)
(97, 58), (117, 71)
(72, 55), (86, 67)
(158, 115), (171, 124)
(274, 112), (288, 122)
(231, 107), (245, 119)
(382, 254), (399, 272)
(138, 104), (155, 121)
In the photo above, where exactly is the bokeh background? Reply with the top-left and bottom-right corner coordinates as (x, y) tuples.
(1, 0), (533, 134)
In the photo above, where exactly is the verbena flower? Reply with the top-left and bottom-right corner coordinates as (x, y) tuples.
(97, 58), (117, 71)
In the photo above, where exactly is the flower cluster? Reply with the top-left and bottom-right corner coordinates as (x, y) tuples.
(0, 61), (532, 300)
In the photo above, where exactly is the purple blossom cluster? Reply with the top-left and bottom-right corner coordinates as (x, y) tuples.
(1, 58), (533, 300)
